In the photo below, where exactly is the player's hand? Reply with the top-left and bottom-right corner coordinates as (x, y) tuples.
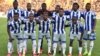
(87, 31), (91, 35)
(9, 38), (14, 42)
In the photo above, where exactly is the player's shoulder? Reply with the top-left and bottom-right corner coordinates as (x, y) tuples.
(90, 10), (96, 15)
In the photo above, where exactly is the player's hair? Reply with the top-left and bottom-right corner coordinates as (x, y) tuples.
(41, 3), (46, 6)
(72, 3), (79, 9)
(59, 8), (64, 11)
(86, 3), (91, 6)
(13, 0), (18, 4)
(56, 5), (60, 8)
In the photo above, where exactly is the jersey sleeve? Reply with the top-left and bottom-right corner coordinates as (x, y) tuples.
(92, 12), (96, 19)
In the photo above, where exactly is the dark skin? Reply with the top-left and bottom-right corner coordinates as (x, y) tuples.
(55, 5), (60, 13)
(13, 1), (18, 9)
(27, 3), (31, 11)
(72, 3), (79, 11)
(69, 18), (83, 47)
(85, 3), (96, 32)
(41, 3), (47, 11)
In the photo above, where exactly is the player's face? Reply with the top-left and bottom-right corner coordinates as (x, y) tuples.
(14, 14), (19, 21)
(73, 5), (78, 11)
(43, 13), (48, 21)
(55, 6), (60, 12)
(59, 10), (64, 16)
(86, 4), (91, 11)
(42, 4), (47, 10)
(27, 3), (31, 11)
(29, 14), (34, 21)
(13, 2), (18, 9)
(72, 18), (77, 24)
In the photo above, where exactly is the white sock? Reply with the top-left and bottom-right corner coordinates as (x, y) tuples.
(79, 47), (82, 54)
(7, 42), (13, 53)
(38, 39), (42, 53)
(89, 41), (94, 53)
(84, 40), (88, 51)
(47, 39), (51, 53)
(61, 43), (66, 55)
(17, 40), (23, 53)
(23, 40), (27, 52)
(53, 43), (57, 55)
(32, 40), (37, 54)
(69, 47), (72, 54)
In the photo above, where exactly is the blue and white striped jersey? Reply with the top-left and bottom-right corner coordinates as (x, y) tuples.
(52, 11), (59, 18)
(82, 11), (96, 31)
(7, 19), (23, 34)
(24, 20), (36, 33)
(7, 8), (23, 21)
(68, 21), (84, 34)
(53, 15), (68, 34)
(22, 10), (34, 19)
(65, 10), (82, 20)
(39, 18), (51, 33)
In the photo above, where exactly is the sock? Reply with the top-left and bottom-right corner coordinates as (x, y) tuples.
(7, 42), (13, 53)
(38, 39), (42, 53)
(61, 43), (66, 55)
(32, 40), (37, 54)
(69, 47), (72, 54)
(53, 43), (57, 55)
(23, 39), (27, 54)
(18, 40), (23, 53)
(79, 47), (82, 54)
(84, 40), (88, 51)
(89, 41), (94, 54)
(47, 38), (51, 53)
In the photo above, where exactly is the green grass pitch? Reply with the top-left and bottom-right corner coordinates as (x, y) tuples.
(0, 18), (100, 56)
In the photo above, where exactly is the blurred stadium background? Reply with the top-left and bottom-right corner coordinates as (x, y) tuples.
(0, 0), (100, 18)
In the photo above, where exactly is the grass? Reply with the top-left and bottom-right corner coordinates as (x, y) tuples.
(0, 18), (100, 56)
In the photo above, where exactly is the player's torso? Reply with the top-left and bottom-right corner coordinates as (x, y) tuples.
(24, 20), (36, 33)
(70, 10), (81, 20)
(39, 19), (51, 33)
(53, 15), (66, 34)
(83, 11), (95, 31)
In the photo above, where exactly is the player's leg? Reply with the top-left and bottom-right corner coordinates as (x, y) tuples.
(46, 32), (52, 56)
(88, 32), (96, 56)
(61, 33), (66, 56)
(68, 33), (74, 56)
(17, 34), (24, 56)
(37, 31), (43, 55)
(7, 33), (14, 56)
(58, 38), (62, 53)
(52, 33), (59, 56)
(77, 34), (83, 56)
(83, 31), (88, 55)
(22, 32), (28, 56)
(31, 32), (37, 56)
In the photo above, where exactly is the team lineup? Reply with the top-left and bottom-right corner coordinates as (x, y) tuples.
(6, 0), (96, 56)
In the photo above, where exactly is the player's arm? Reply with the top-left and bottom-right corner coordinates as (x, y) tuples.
(7, 23), (14, 42)
(79, 23), (84, 40)
(92, 12), (96, 32)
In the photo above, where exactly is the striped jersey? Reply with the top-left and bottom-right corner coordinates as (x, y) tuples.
(68, 21), (84, 34)
(65, 10), (82, 20)
(53, 15), (68, 34)
(24, 20), (36, 33)
(7, 8), (23, 21)
(23, 10), (34, 19)
(82, 10), (96, 31)
(39, 18), (51, 33)
(7, 19), (23, 33)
